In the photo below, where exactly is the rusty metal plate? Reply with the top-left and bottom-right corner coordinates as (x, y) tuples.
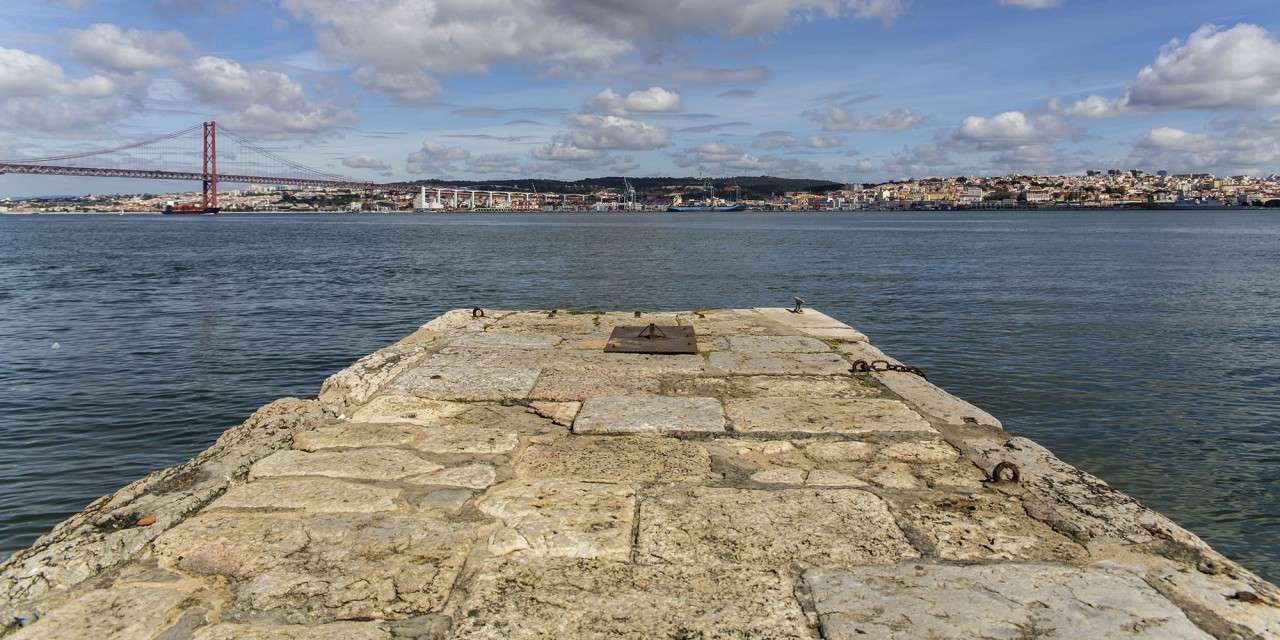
(604, 324), (698, 354)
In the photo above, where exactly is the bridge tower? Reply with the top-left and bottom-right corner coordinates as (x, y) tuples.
(202, 121), (218, 211)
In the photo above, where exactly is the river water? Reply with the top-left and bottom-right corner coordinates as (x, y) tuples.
(1, 211), (1277, 580)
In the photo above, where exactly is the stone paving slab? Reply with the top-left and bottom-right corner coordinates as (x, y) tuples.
(385, 362), (541, 400)
(451, 559), (816, 639)
(249, 448), (442, 481)
(154, 512), (475, 623)
(636, 486), (917, 567)
(4, 307), (1277, 640)
(727, 397), (936, 435)
(476, 479), (635, 560)
(191, 622), (392, 640)
(667, 374), (881, 399)
(514, 436), (711, 483)
(707, 351), (851, 375)
(8, 585), (197, 640)
(211, 477), (402, 513)
(806, 563), (1214, 639)
(573, 395), (726, 435)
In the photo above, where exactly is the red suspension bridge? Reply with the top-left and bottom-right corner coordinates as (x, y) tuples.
(0, 121), (591, 211)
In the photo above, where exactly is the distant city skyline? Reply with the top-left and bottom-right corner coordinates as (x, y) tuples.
(3, 0), (1280, 196)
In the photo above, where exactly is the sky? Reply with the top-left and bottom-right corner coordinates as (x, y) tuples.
(2, 0), (1280, 196)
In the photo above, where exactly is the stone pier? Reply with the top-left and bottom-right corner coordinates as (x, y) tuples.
(2, 308), (1277, 639)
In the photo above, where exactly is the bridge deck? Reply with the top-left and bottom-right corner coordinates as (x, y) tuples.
(2, 309), (1276, 639)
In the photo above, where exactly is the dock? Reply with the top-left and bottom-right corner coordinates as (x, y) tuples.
(2, 308), (1277, 639)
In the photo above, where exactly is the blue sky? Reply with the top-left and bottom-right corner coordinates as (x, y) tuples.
(3, 0), (1280, 195)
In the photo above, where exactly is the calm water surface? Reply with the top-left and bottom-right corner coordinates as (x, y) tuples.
(1, 211), (1277, 580)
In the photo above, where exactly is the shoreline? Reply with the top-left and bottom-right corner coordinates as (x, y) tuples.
(4, 206), (1279, 216)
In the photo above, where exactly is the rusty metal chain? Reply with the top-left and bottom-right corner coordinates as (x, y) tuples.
(849, 359), (928, 380)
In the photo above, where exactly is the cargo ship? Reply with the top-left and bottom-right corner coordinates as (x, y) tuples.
(667, 179), (749, 212)
(668, 202), (749, 212)
(163, 201), (219, 215)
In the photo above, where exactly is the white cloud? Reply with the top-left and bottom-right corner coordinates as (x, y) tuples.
(341, 154), (390, 170)
(406, 140), (471, 174)
(1129, 118), (1280, 175)
(466, 153), (525, 174)
(805, 135), (844, 148)
(280, 0), (905, 98)
(568, 114), (670, 150)
(756, 133), (844, 150)
(0, 47), (131, 134)
(180, 56), (356, 137)
(1053, 23), (1280, 118)
(70, 23), (191, 72)
(352, 66), (441, 103)
(952, 111), (1070, 149)
(620, 86), (681, 113)
(876, 144), (955, 176)
(999, 0), (1062, 9)
(803, 105), (926, 132)
(674, 141), (825, 177)
(0, 47), (116, 98)
(585, 86), (682, 115)
(530, 136), (601, 162)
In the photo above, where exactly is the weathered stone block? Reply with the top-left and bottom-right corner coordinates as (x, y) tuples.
(476, 479), (635, 560)
(293, 422), (419, 451)
(573, 395), (726, 435)
(412, 424), (520, 455)
(905, 494), (1085, 561)
(514, 436), (711, 483)
(726, 335), (834, 353)
(806, 563), (1213, 639)
(210, 478), (400, 513)
(451, 559), (814, 639)
(386, 360), (540, 401)
(667, 374), (880, 399)
(529, 365), (662, 401)
(753, 308), (868, 342)
(154, 512), (474, 622)
(250, 448), (442, 481)
(874, 370), (1002, 428)
(707, 351), (851, 375)
(727, 397), (935, 435)
(408, 463), (496, 489)
(349, 395), (470, 425)
(191, 622), (392, 640)
(527, 400), (580, 426)
(445, 332), (562, 350)
(9, 586), (195, 640)
(637, 486), (916, 567)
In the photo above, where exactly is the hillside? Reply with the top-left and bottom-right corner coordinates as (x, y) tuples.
(405, 176), (846, 200)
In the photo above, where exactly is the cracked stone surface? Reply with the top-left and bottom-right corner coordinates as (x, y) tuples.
(807, 563), (1214, 639)
(727, 397), (936, 435)
(153, 512), (475, 622)
(210, 477), (402, 513)
(514, 436), (711, 483)
(8, 585), (197, 640)
(637, 486), (917, 567)
(348, 394), (470, 425)
(905, 494), (1087, 561)
(707, 351), (851, 375)
(573, 395), (726, 435)
(191, 623), (392, 640)
(667, 374), (880, 399)
(476, 479), (635, 560)
(249, 448), (442, 481)
(451, 559), (815, 639)
(5, 307), (1275, 640)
